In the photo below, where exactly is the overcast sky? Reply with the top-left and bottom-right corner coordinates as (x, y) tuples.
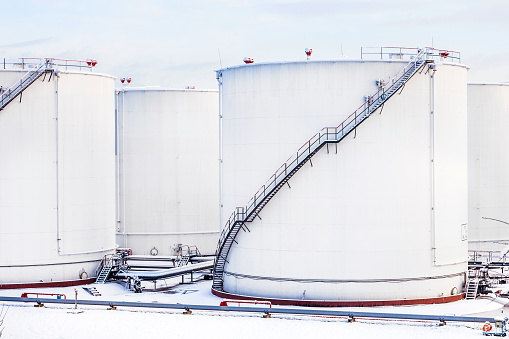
(1, 0), (507, 89)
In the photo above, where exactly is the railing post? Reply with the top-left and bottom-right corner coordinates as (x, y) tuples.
(285, 163), (287, 176)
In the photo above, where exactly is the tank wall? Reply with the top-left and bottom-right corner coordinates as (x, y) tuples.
(117, 89), (219, 256)
(0, 70), (116, 284)
(57, 72), (116, 254)
(468, 84), (509, 252)
(221, 60), (408, 229)
(433, 64), (469, 265)
(221, 61), (468, 301)
(0, 69), (35, 86)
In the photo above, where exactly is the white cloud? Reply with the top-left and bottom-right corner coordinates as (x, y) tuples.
(1, 0), (507, 88)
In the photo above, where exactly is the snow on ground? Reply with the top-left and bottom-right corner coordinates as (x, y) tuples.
(0, 279), (507, 338)
(0, 305), (488, 339)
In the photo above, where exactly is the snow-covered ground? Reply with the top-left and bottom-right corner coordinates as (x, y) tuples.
(0, 278), (507, 338)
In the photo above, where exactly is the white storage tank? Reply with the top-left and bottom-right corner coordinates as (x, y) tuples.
(214, 54), (469, 306)
(116, 88), (219, 256)
(468, 83), (509, 255)
(0, 59), (116, 288)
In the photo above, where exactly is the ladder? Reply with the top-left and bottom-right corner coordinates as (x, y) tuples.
(466, 270), (479, 300)
(0, 60), (53, 111)
(95, 256), (113, 284)
(212, 49), (432, 293)
(83, 287), (102, 296)
(175, 254), (190, 267)
(175, 245), (200, 267)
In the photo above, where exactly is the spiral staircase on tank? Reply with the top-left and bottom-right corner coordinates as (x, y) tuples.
(212, 49), (434, 294)
(0, 60), (53, 111)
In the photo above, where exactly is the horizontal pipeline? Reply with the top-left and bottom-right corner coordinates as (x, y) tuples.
(0, 296), (498, 324)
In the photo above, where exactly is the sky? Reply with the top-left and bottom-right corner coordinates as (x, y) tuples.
(1, 0), (507, 89)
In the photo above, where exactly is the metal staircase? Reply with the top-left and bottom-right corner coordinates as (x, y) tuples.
(466, 270), (479, 300)
(175, 245), (200, 267)
(175, 254), (190, 267)
(95, 255), (114, 284)
(0, 59), (53, 111)
(212, 49), (432, 293)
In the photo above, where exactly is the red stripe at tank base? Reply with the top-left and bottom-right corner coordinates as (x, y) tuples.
(0, 278), (96, 290)
(211, 288), (466, 307)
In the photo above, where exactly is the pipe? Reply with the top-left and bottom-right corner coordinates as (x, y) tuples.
(0, 296), (500, 324)
(217, 70), (223, 233)
(430, 62), (436, 265)
(55, 72), (61, 253)
(115, 260), (213, 280)
(120, 89), (127, 248)
(115, 90), (121, 233)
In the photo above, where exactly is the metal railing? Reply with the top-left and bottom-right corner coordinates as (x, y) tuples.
(469, 250), (507, 264)
(176, 245), (201, 258)
(1, 57), (95, 71)
(216, 48), (429, 257)
(95, 254), (114, 277)
(361, 46), (461, 63)
(0, 60), (51, 109)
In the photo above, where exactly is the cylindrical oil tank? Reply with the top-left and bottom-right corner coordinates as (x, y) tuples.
(116, 88), (219, 256)
(468, 83), (509, 254)
(0, 64), (116, 288)
(216, 59), (468, 305)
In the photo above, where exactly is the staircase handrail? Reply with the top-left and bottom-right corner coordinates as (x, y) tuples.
(95, 254), (114, 276)
(360, 46), (460, 63)
(0, 60), (51, 108)
(2, 57), (94, 71)
(216, 48), (429, 252)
